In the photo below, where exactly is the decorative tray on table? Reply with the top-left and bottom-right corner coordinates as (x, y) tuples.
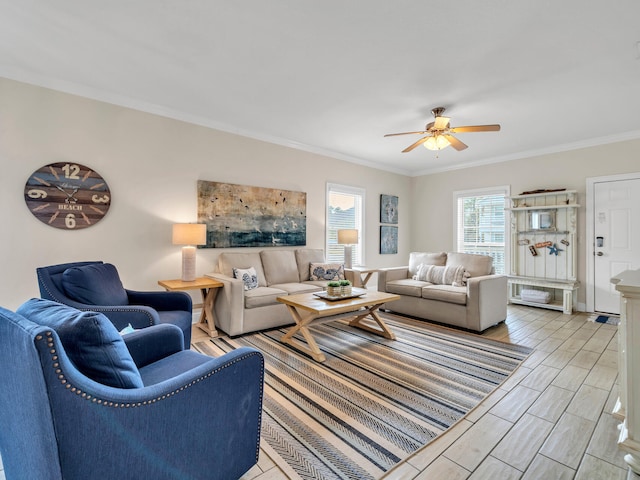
(313, 288), (367, 301)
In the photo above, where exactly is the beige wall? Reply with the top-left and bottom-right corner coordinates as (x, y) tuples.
(3, 77), (639, 312)
(0, 78), (410, 310)
(410, 140), (640, 308)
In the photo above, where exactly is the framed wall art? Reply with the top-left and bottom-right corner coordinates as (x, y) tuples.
(380, 194), (398, 224)
(380, 225), (398, 254)
(197, 180), (307, 248)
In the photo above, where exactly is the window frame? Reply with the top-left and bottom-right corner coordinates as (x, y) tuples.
(325, 183), (365, 266)
(453, 185), (510, 275)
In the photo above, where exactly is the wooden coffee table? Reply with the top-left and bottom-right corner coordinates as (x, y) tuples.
(276, 289), (400, 362)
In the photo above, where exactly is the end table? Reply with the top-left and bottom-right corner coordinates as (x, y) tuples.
(158, 277), (224, 338)
(346, 266), (379, 288)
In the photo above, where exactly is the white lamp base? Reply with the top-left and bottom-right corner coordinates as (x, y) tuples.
(343, 245), (353, 269)
(181, 246), (197, 281)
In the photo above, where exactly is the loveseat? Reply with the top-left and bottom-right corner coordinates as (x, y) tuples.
(206, 249), (349, 336)
(377, 251), (507, 332)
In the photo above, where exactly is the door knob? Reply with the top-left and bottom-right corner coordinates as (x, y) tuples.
(596, 251), (604, 256)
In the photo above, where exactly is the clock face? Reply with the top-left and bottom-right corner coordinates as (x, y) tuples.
(24, 162), (111, 230)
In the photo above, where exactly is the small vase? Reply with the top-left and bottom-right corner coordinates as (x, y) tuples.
(341, 285), (352, 297)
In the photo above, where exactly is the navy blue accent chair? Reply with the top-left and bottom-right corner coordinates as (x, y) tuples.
(37, 261), (194, 346)
(0, 301), (264, 480)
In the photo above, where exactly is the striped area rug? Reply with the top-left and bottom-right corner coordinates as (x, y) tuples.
(194, 314), (531, 480)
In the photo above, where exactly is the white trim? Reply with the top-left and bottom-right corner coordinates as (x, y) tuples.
(585, 171), (640, 312)
(452, 185), (510, 274)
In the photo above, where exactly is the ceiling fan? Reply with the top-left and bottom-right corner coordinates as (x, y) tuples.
(384, 107), (500, 153)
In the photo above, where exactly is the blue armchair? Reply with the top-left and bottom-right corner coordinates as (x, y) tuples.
(37, 261), (194, 346)
(0, 299), (264, 480)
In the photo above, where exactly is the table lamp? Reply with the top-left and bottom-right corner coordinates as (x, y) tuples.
(172, 223), (207, 281)
(337, 229), (358, 269)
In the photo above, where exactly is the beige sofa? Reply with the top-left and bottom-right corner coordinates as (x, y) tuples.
(377, 252), (507, 332)
(206, 249), (347, 336)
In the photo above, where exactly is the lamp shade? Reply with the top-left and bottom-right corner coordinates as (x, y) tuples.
(172, 223), (207, 246)
(424, 135), (451, 151)
(337, 229), (358, 245)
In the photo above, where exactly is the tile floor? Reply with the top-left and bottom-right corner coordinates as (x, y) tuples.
(197, 305), (639, 480)
(1, 306), (635, 480)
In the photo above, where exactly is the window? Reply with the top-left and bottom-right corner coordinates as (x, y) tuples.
(326, 183), (364, 266)
(454, 186), (509, 274)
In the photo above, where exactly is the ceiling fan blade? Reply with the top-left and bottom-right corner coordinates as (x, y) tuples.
(402, 136), (430, 152)
(384, 131), (428, 137)
(449, 124), (501, 133)
(444, 135), (468, 151)
(433, 116), (450, 130)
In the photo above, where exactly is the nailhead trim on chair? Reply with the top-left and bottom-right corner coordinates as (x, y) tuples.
(37, 331), (265, 411)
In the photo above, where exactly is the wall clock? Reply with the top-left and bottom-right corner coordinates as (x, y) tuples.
(24, 162), (111, 230)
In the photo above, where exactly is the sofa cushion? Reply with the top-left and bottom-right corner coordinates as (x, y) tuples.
(421, 285), (467, 305)
(61, 263), (129, 306)
(414, 264), (468, 287)
(219, 252), (267, 287)
(260, 250), (300, 285)
(244, 286), (288, 309)
(408, 252), (447, 277)
(16, 298), (143, 389)
(295, 249), (326, 281)
(233, 267), (259, 291)
(446, 252), (493, 277)
(270, 283), (323, 295)
(309, 263), (345, 281)
(138, 350), (212, 386)
(302, 280), (334, 289)
(385, 279), (429, 297)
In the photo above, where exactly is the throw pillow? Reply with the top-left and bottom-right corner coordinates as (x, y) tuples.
(309, 263), (345, 281)
(16, 298), (143, 389)
(233, 267), (259, 291)
(413, 264), (468, 287)
(61, 263), (129, 306)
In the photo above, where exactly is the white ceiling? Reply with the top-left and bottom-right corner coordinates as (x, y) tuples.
(2, 1), (640, 176)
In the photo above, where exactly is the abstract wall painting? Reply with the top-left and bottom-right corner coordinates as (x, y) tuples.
(380, 225), (398, 254)
(380, 194), (398, 224)
(197, 180), (307, 248)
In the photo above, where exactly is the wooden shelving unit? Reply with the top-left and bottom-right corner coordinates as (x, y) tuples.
(506, 190), (579, 314)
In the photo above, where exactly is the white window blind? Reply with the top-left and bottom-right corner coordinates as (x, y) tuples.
(326, 183), (364, 266)
(454, 187), (508, 274)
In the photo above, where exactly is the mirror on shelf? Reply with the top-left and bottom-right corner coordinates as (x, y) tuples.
(528, 210), (556, 231)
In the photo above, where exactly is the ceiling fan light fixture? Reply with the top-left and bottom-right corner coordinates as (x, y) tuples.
(424, 134), (450, 150)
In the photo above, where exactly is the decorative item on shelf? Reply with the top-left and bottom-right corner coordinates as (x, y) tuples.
(535, 241), (553, 248)
(172, 223), (207, 281)
(337, 229), (358, 268)
(547, 243), (563, 256)
(528, 210), (556, 231)
(519, 188), (567, 195)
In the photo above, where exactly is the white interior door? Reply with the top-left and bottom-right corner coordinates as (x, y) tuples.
(593, 178), (640, 314)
